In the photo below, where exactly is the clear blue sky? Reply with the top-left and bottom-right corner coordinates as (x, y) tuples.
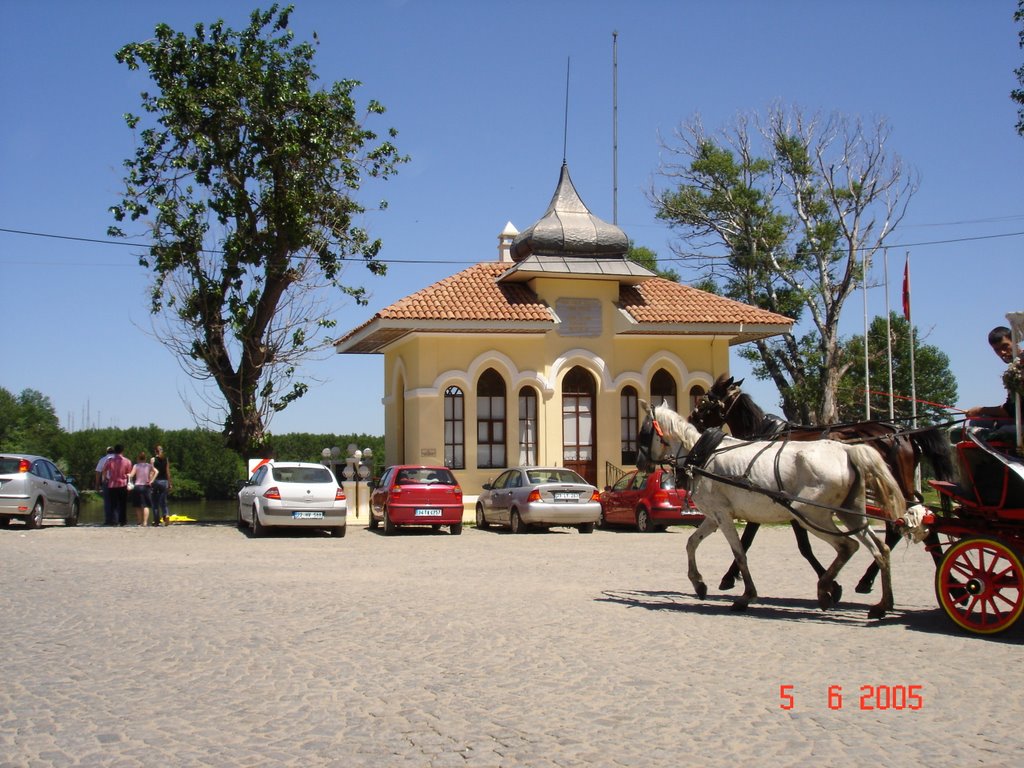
(2, 0), (1022, 437)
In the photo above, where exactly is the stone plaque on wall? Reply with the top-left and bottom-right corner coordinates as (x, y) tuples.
(556, 298), (602, 337)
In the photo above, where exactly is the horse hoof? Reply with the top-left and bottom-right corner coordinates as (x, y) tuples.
(855, 579), (874, 594)
(729, 600), (749, 612)
(831, 584), (843, 606)
(718, 576), (736, 591)
(868, 605), (887, 620)
(695, 583), (708, 600)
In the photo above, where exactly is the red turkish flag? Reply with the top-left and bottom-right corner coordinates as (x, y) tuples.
(902, 256), (911, 322)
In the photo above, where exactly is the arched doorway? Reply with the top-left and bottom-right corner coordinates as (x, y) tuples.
(562, 366), (596, 484)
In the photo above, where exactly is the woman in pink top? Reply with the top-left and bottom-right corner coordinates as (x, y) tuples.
(129, 452), (159, 526)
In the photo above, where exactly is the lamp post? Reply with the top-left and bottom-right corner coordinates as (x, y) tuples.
(335, 444), (373, 520)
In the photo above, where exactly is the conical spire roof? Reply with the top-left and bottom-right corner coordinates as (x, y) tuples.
(509, 162), (628, 261)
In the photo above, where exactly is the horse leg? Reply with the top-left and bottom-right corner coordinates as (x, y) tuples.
(790, 519), (842, 604)
(718, 522), (759, 590)
(718, 521), (758, 611)
(852, 526), (894, 619)
(686, 517), (720, 600)
(855, 522), (899, 594)
(811, 534), (858, 611)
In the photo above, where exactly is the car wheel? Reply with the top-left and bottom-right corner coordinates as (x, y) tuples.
(510, 510), (527, 534)
(252, 507), (267, 537)
(27, 499), (44, 529)
(64, 500), (80, 527)
(597, 510), (607, 529)
(475, 504), (490, 529)
(450, 522), (463, 535)
(237, 504), (247, 530)
(578, 522), (595, 534)
(383, 508), (398, 536)
(636, 507), (654, 533)
(0, 516), (11, 528)
(330, 525), (346, 538)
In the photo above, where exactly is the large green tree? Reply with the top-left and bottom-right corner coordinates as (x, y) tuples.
(0, 388), (62, 457)
(837, 313), (958, 425)
(109, 5), (406, 454)
(653, 106), (917, 424)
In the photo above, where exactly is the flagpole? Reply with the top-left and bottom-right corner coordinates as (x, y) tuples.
(884, 250), (894, 420)
(906, 252), (917, 429)
(863, 248), (870, 420)
(902, 251), (919, 492)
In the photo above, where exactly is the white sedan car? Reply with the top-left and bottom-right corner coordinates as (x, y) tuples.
(237, 462), (347, 537)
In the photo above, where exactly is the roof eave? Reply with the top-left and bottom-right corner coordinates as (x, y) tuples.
(335, 317), (555, 354)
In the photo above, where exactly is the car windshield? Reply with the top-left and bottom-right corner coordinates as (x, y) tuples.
(271, 466), (334, 484)
(527, 469), (586, 485)
(396, 468), (456, 485)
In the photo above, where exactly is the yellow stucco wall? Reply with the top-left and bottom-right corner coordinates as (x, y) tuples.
(379, 274), (732, 494)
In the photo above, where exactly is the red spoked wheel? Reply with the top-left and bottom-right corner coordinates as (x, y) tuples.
(935, 537), (1024, 635)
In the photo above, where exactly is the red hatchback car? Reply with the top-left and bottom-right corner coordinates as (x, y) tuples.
(599, 468), (703, 532)
(369, 465), (464, 535)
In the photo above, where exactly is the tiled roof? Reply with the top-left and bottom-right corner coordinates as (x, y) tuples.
(336, 263), (791, 354)
(618, 280), (791, 326)
(377, 263), (552, 321)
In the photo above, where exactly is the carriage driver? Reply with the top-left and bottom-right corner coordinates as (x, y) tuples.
(965, 326), (1019, 432)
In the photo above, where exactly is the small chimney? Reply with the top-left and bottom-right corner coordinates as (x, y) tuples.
(498, 221), (519, 262)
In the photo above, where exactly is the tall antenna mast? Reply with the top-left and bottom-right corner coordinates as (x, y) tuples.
(612, 31), (619, 224)
(563, 56), (571, 163)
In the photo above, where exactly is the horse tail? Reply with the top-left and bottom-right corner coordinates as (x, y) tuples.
(910, 425), (956, 482)
(845, 443), (908, 521)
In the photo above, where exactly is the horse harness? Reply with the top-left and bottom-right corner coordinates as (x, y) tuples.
(646, 417), (875, 536)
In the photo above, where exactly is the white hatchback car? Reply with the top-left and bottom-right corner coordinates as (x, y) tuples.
(237, 462), (347, 537)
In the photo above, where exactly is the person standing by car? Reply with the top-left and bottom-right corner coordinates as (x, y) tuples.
(102, 445), (132, 526)
(151, 445), (172, 526)
(128, 452), (158, 526)
(94, 446), (116, 526)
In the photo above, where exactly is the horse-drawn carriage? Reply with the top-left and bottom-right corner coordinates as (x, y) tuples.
(638, 311), (1024, 636)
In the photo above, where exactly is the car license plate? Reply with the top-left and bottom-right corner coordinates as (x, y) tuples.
(415, 508), (443, 516)
(292, 511), (324, 519)
(553, 492), (577, 501)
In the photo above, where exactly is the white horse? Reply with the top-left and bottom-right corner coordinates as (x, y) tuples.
(637, 401), (909, 620)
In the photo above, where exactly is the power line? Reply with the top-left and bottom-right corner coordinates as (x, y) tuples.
(2, 224), (1023, 268)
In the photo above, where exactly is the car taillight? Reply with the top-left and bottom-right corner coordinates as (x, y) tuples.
(263, 487), (281, 500)
(335, 488), (346, 501)
(391, 485), (402, 496)
(652, 490), (668, 505)
(454, 486), (462, 497)
(589, 490), (601, 502)
(527, 489), (542, 503)
(18, 459), (30, 473)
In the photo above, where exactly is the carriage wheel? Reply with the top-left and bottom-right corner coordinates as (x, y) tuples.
(935, 538), (1024, 635)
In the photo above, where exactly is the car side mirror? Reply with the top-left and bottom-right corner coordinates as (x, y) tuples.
(481, 483), (492, 491)
(366, 480), (375, 489)
(603, 485), (611, 491)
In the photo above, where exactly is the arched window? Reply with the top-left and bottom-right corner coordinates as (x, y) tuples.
(620, 386), (638, 465)
(689, 384), (707, 415)
(651, 369), (677, 412)
(518, 386), (538, 466)
(476, 369), (506, 468)
(444, 386), (465, 469)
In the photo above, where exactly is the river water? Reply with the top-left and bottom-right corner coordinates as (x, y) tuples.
(78, 498), (238, 525)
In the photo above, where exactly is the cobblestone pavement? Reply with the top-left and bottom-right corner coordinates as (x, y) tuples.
(2, 520), (1022, 767)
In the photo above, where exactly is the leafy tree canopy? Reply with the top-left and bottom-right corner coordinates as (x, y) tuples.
(836, 313), (958, 425)
(652, 106), (916, 424)
(109, 4), (407, 455)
